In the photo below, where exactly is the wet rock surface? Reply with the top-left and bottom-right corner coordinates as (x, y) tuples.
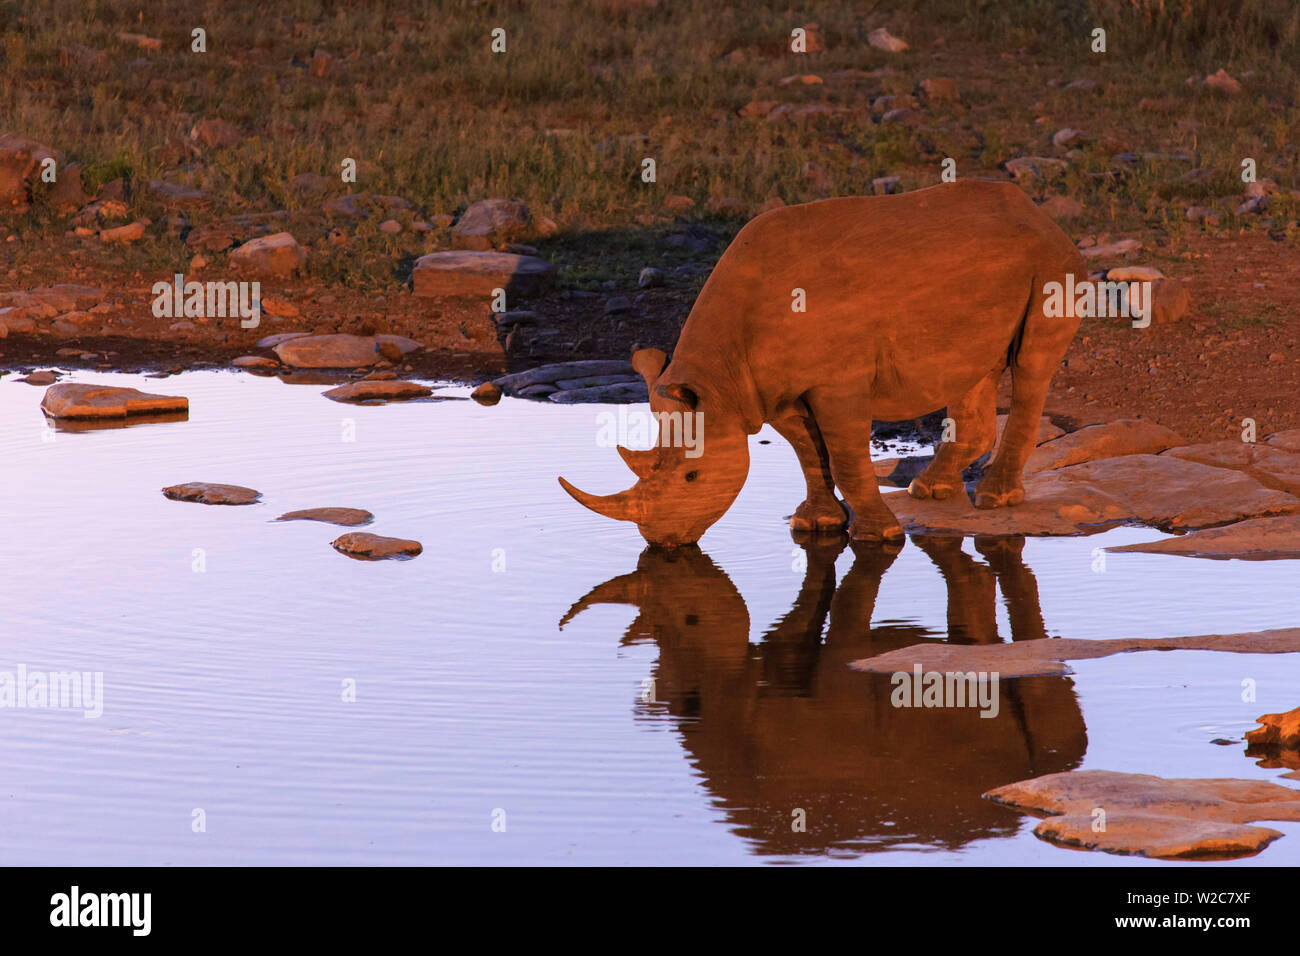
(1107, 514), (1300, 559)
(276, 507), (374, 526)
(41, 383), (188, 419)
(322, 380), (433, 402)
(851, 626), (1300, 678)
(984, 770), (1300, 859)
(273, 333), (380, 368)
(892, 454), (1300, 535)
(490, 360), (647, 402)
(162, 482), (262, 505)
(330, 532), (423, 559)
(1025, 418), (1184, 473)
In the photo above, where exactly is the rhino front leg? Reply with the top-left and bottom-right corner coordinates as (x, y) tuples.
(805, 386), (904, 543)
(908, 366), (999, 501)
(772, 409), (848, 531)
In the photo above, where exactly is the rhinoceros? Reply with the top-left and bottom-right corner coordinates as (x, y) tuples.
(559, 180), (1086, 546)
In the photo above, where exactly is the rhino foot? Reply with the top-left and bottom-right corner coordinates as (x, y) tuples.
(973, 475), (1026, 509)
(790, 498), (849, 532)
(907, 474), (959, 500)
(848, 512), (904, 543)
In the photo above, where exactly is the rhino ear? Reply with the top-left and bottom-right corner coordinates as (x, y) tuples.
(631, 348), (668, 389)
(655, 383), (698, 410)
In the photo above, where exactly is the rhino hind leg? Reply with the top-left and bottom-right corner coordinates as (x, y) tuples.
(805, 386), (904, 543)
(975, 271), (1083, 509)
(772, 408), (849, 531)
(908, 367), (1000, 501)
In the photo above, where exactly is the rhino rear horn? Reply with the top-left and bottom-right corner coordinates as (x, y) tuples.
(617, 445), (658, 478)
(631, 348), (667, 390)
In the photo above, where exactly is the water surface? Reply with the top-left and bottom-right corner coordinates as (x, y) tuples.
(1, 370), (1297, 865)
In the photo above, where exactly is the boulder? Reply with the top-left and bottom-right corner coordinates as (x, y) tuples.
(1004, 157), (1068, 183)
(229, 232), (307, 277)
(162, 482), (261, 505)
(1267, 429), (1300, 453)
(471, 382), (502, 406)
(41, 383), (188, 419)
(331, 532), (422, 559)
(411, 250), (557, 299)
(984, 770), (1300, 859)
(995, 414), (1063, 447)
(1026, 419), (1184, 473)
(322, 380), (432, 402)
(273, 334), (380, 368)
(276, 507), (373, 527)
(0, 133), (57, 209)
(451, 198), (531, 250)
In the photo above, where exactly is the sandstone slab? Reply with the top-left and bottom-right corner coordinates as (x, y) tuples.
(984, 770), (1300, 859)
(1026, 419), (1184, 473)
(412, 250), (556, 299)
(1107, 514), (1300, 560)
(851, 627), (1300, 678)
(41, 383), (188, 420)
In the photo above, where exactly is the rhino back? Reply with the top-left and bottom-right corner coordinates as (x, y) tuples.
(673, 180), (1084, 419)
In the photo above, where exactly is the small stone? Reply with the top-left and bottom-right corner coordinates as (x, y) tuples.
(638, 267), (663, 288)
(232, 355), (280, 370)
(276, 507), (373, 527)
(471, 382), (502, 406)
(331, 532), (422, 559)
(1204, 68), (1243, 95)
(229, 232), (307, 278)
(100, 220), (146, 242)
(162, 482), (261, 505)
(322, 380), (432, 402)
(379, 219), (402, 234)
(867, 27), (907, 53)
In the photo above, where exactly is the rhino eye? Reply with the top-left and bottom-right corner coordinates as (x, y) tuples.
(685, 471), (698, 482)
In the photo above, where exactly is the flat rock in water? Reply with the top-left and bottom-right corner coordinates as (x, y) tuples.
(471, 382), (502, 406)
(274, 334), (381, 368)
(1246, 706), (1300, 749)
(893, 454), (1300, 535)
(1107, 514), (1300, 559)
(983, 770), (1300, 859)
(1026, 419), (1184, 473)
(412, 251), (556, 299)
(19, 370), (59, 385)
(162, 482), (261, 505)
(232, 355), (280, 370)
(1033, 811), (1284, 859)
(493, 360), (636, 395)
(276, 507), (373, 526)
(851, 626), (1300, 678)
(42, 383), (188, 419)
(331, 532), (422, 559)
(549, 382), (649, 403)
(322, 380), (432, 402)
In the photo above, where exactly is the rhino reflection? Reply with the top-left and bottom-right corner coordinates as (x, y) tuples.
(562, 534), (1087, 857)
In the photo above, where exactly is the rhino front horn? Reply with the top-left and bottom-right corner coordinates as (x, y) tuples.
(558, 476), (640, 523)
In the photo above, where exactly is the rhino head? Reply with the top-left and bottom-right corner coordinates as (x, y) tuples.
(558, 348), (750, 547)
